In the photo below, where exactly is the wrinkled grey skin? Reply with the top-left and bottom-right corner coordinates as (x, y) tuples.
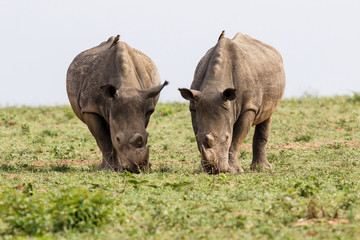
(179, 33), (285, 174)
(67, 36), (167, 173)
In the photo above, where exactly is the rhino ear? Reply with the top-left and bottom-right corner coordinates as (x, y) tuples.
(100, 84), (118, 99)
(222, 88), (237, 101)
(142, 81), (169, 99)
(178, 88), (201, 101)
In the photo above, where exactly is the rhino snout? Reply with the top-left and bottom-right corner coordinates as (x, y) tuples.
(201, 145), (218, 174)
(138, 146), (150, 171)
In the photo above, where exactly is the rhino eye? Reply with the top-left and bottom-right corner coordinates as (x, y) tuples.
(225, 135), (230, 141)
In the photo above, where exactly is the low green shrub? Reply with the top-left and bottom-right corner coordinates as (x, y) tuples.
(0, 187), (116, 236)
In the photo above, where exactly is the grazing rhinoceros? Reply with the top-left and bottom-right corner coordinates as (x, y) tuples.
(66, 35), (167, 173)
(179, 32), (285, 174)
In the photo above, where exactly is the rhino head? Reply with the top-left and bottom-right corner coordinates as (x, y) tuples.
(179, 88), (237, 174)
(101, 81), (168, 173)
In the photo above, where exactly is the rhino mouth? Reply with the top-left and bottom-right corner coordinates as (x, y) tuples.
(201, 145), (232, 174)
(124, 161), (151, 173)
(122, 163), (151, 173)
(201, 146), (218, 174)
(121, 146), (150, 173)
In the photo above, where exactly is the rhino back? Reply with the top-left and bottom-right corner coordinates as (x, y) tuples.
(232, 33), (285, 123)
(66, 38), (160, 122)
(192, 32), (285, 123)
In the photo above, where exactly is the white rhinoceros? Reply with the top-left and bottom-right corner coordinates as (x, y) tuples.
(179, 32), (285, 174)
(67, 36), (167, 173)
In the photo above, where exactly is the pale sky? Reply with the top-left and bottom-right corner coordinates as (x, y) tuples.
(0, 0), (359, 106)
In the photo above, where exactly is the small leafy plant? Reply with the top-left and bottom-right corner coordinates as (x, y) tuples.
(0, 187), (116, 236)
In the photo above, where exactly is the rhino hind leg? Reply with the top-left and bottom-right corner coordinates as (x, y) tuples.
(250, 118), (272, 170)
(228, 110), (256, 173)
(83, 113), (122, 171)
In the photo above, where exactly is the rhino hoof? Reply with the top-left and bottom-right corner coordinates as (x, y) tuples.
(227, 166), (244, 174)
(250, 162), (272, 171)
(97, 161), (123, 172)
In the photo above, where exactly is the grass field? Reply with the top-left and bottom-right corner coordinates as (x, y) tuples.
(1, 94), (360, 239)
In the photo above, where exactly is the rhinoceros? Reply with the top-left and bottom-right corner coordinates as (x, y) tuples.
(179, 32), (285, 174)
(66, 36), (167, 173)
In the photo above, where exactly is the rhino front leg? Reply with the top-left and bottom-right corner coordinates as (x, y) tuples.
(251, 118), (272, 170)
(83, 113), (122, 171)
(228, 110), (256, 173)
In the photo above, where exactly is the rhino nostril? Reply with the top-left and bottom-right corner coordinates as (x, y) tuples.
(116, 137), (120, 143)
(203, 141), (211, 149)
(135, 141), (143, 148)
(130, 134), (144, 148)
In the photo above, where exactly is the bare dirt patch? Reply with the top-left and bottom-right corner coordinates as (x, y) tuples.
(5, 174), (18, 178)
(293, 218), (350, 227)
(269, 140), (359, 150)
(238, 140), (359, 152)
(56, 159), (100, 165)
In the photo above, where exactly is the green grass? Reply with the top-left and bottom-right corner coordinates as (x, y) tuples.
(1, 94), (360, 239)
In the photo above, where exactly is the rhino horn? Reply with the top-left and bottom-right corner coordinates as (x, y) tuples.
(201, 145), (215, 163)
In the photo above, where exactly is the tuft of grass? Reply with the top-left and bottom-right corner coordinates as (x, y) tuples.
(41, 129), (58, 137)
(51, 188), (115, 232)
(156, 105), (174, 116)
(21, 124), (30, 134)
(0, 163), (16, 171)
(294, 134), (312, 142)
(49, 164), (72, 172)
(347, 91), (360, 103)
